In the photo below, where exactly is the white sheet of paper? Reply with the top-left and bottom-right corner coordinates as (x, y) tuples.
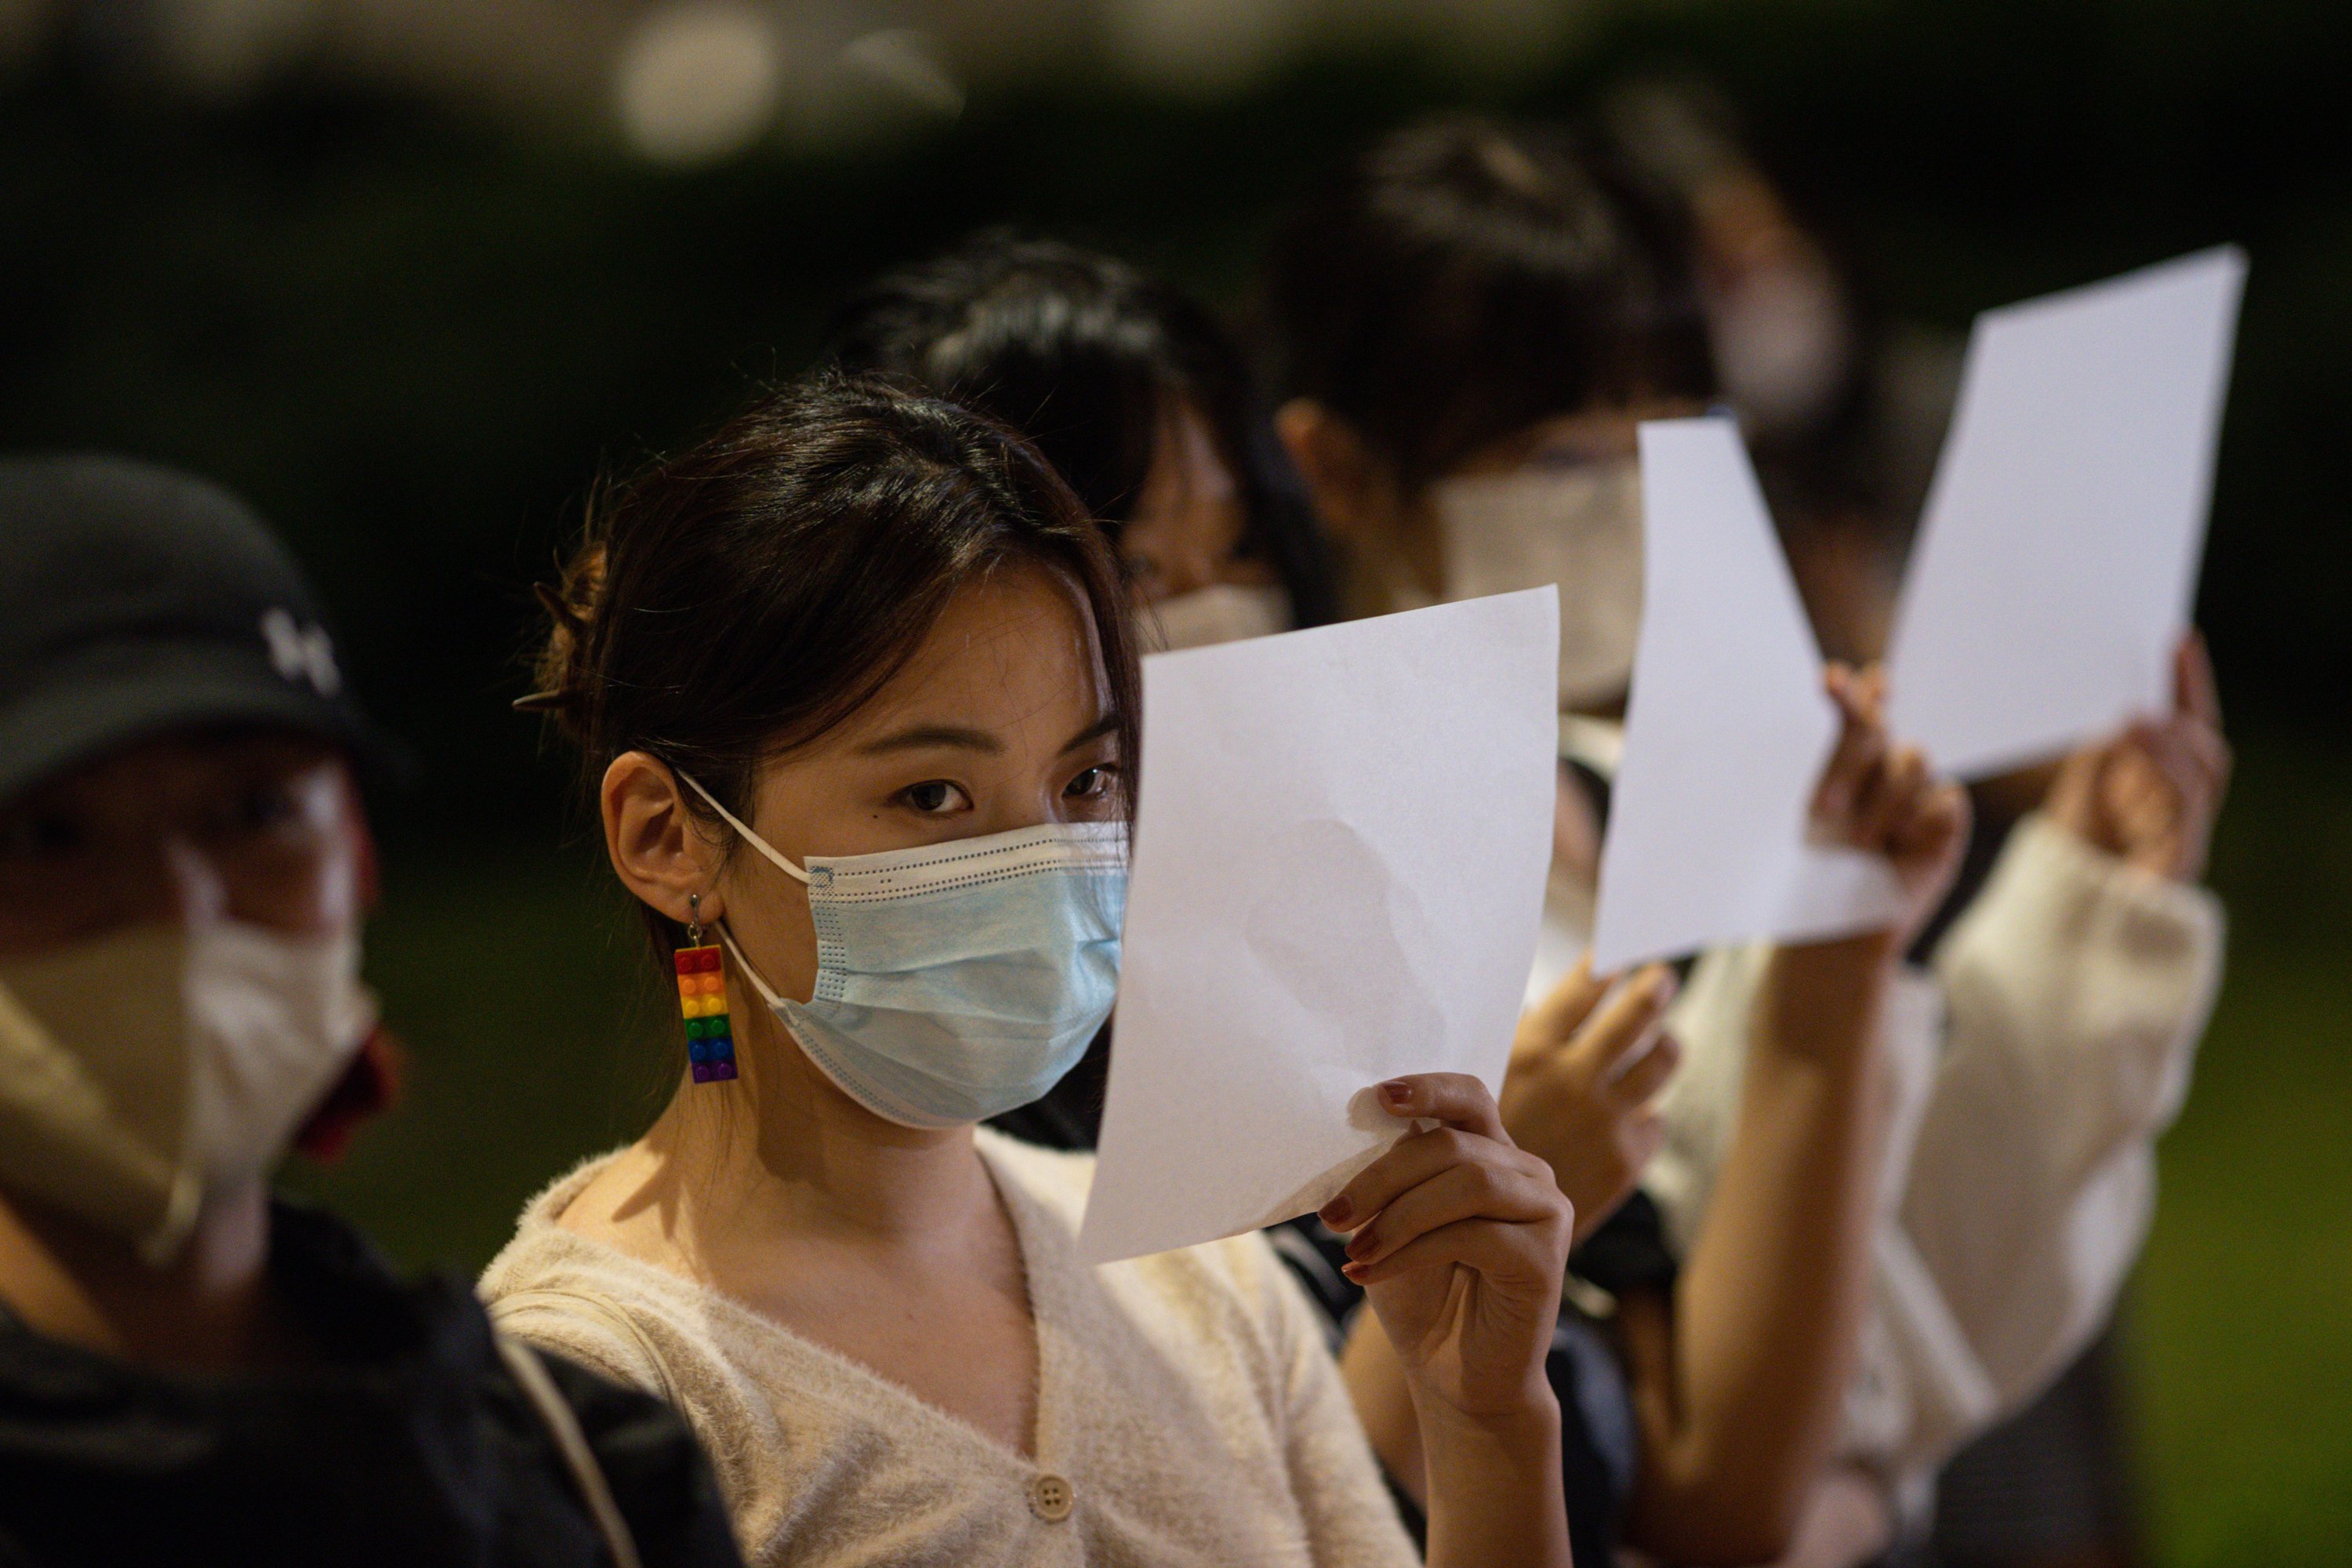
(1590, 419), (1908, 974)
(1886, 248), (2245, 778)
(1078, 590), (1558, 1265)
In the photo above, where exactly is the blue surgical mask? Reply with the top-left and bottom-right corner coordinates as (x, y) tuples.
(680, 773), (1127, 1129)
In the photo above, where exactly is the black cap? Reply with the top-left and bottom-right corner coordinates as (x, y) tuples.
(0, 455), (402, 804)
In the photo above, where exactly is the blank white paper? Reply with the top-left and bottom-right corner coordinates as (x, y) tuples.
(1886, 248), (2245, 779)
(1078, 590), (1558, 1265)
(1590, 419), (1908, 975)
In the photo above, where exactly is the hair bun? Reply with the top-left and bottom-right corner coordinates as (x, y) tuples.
(522, 536), (610, 743)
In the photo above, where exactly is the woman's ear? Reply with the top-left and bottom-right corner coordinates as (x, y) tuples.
(601, 752), (724, 927)
(1274, 398), (1400, 543)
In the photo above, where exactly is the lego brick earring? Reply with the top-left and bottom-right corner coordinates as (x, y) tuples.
(676, 892), (736, 1084)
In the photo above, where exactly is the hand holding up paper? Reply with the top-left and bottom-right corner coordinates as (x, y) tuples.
(1079, 590), (1557, 1265)
(1591, 419), (1951, 974)
(1886, 247), (2245, 778)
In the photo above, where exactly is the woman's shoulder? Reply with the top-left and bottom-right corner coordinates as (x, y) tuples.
(477, 1148), (627, 1297)
(477, 1149), (712, 1401)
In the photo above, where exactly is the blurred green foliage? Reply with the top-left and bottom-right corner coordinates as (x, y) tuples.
(2135, 947), (2352, 1566)
(2131, 725), (2352, 1567)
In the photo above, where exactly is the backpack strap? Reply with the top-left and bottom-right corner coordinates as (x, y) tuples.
(495, 1332), (647, 1568)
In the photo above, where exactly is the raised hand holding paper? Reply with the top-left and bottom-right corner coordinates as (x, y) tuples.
(1886, 248), (2246, 778)
(1078, 590), (1557, 1265)
(1589, 419), (1907, 974)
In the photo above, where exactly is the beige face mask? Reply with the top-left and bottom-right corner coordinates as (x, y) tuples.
(1431, 456), (1645, 710)
(1140, 582), (1293, 652)
(0, 922), (376, 1265)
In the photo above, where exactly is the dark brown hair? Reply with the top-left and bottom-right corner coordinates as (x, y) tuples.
(825, 230), (1340, 628)
(526, 372), (1142, 949)
(1265, 114), (1714, 486)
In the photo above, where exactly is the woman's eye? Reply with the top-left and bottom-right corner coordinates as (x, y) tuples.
(1063, 766), (1119, 800)
(900, 780), (969, 815)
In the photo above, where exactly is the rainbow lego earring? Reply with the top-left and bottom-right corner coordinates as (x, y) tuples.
(676, 893), (736, 1084)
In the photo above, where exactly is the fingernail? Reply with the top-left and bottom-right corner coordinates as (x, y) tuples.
(1340, 1260), (1368, 1282)
(1379, 1079), (1413, 1109)
(1319, 1195), (1353, 1228)
(1345, 1228), (1377, 1261)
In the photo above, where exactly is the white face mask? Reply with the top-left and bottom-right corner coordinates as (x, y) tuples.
(1431, 456), (1644, 709)
(1140, 582), (1292, 652)
(0, 921), (376, 1265)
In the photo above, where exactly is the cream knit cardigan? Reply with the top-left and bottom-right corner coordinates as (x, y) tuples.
(481, 1129), (1419, 1568)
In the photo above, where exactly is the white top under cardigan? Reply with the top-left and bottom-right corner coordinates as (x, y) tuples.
(1638, 817), (2221, 1501)
(479, 1129), (1418, 1568)
(1528, 723), (2224, 1526)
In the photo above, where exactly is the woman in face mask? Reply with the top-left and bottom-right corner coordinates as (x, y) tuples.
(1267, 121), (1712, 716)
(0, 458), (741, 1566)
(1266, 116), (2230, 1567)
(483, 372), (1589, 1567)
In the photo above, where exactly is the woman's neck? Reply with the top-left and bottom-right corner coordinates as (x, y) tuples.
(0, 1181), (294, 1372)
(615, 1005), (1000, 1272)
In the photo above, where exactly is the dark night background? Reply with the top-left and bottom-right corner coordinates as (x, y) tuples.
(2, 2), (2345, 1559)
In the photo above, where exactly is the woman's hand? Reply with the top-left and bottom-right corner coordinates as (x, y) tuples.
(1319, 1073), (1574, 1421)
(2046, 630), (2230, 880)
(1325, 1075), (1576, 1566)
(1501, 958), (1681, 1244)
(1813, 663), (1970, 950)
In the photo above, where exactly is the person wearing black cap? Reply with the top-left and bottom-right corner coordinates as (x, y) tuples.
(0, 456), (743, 1567)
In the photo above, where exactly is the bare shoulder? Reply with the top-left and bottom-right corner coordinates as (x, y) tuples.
(553, 1142), (664, 1246)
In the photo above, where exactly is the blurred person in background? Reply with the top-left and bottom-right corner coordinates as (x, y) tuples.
(1605, 83), (2217, 1568)
(0, 457), (741, 1568)
(1264, 114), (2230, 1566)
(1751, 344), (2200, 1568)
(826, 228), (1340, 654)
(488, 372), (1584, 1567)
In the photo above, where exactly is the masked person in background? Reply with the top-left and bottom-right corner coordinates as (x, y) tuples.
(1611, 82), (2179, 1565)
(826, 227), (1338, 657)
(1265, 116), (2230, 1566)
(823, 230), (1709, 1565)
(0, 457), (742, 1568)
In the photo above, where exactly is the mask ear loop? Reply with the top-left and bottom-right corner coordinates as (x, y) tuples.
(677, 770), (812, 885)
(716, 925), (785, 1011)
(674, 770), (800, 1021)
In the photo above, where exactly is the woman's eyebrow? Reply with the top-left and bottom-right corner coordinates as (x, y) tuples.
(854, 724), (1004, 757)
(1059, 713), (1120, 755)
